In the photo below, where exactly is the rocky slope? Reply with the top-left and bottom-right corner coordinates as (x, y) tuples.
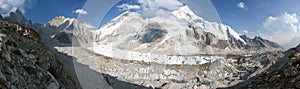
(0, 20), (79, 89)
(238, 44), (300, 88)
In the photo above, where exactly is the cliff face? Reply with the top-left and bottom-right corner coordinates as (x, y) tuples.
(0, 20), (79, 89)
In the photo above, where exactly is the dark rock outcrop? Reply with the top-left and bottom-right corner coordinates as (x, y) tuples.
(2, 9), (33, 29)
(0, 15), (3, 20)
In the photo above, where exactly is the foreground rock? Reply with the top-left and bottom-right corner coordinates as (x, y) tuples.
(220, 44), (300, 89)
(238, 44), (300, 88)
(0, 20), (79, 89)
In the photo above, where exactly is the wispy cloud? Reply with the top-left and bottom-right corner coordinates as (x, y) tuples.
(0, 0), (26, 13)
(138, 0), (183, 11)
(73, 9), (88, 15)
(117, 3), (141, 11)
(237, 2), (248, 11)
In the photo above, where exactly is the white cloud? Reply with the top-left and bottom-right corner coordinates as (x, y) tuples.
(237, 2), (248, 11)
(261, 12), (300, 46)
(117, 3), (141, 11)
(137, 0), (183, 18)
(73, 9), (88, 15)
(0, 0), (26, 13)
(263, 12), (299, 33)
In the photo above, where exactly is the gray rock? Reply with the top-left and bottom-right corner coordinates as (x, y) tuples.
(38, 56), (50, 70)
(0, 20), (76, 88)
(7, 75), (18, 83)
(18, 49), (28, 58)
(5, 67), (14, 75)
(1, 50), (12, 62)
(47, 72), (60, 89)
(27, 54), (36, 60)
(0, 71), (7, 82)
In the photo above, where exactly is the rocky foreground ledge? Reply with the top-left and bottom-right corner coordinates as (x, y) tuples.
(221, 44), (300, 89)
(241, 44), (300, 88)
(0, 20), (79, 89)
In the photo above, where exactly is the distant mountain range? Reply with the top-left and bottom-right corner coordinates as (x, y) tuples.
(284, 36), (300, 49)
(0, 6), (282, 55)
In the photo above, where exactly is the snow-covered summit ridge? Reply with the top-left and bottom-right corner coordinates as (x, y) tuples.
(171, 5), (247, 44)
(98, 11), (144, 39)
(171, 5), (203, 22)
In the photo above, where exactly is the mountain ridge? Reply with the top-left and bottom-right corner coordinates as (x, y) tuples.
(1, 9), (98, 47)
(0, 6), (282, 55)
(94, 5), (282, 55)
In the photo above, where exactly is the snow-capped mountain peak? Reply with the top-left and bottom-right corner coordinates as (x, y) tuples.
(172, 5), (246, 45)
(98, 11), (144, 39)
(171, 5), (202, 22)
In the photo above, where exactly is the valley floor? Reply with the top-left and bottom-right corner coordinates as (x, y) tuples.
(55, 47), (285, 89)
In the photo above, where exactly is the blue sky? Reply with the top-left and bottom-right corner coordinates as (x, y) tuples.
(25, 0), (86, 23)
(0, 0), (299, 46)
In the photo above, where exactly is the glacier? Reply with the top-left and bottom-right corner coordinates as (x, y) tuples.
(87, 45), (224, 65)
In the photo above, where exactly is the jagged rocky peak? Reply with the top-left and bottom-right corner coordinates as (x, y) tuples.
(253, 36), (264, 40)
(239, 35), (282, 50)
(1, 8), (32, 28)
